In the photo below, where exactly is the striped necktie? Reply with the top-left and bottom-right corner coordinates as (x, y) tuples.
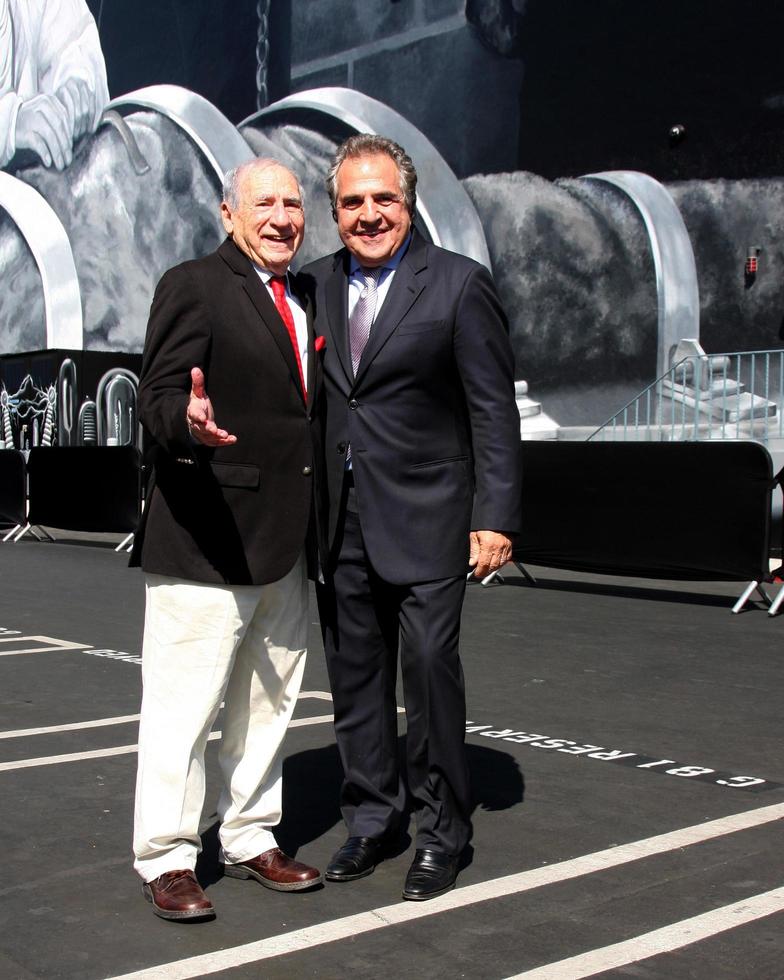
(349, 267), (382, 374)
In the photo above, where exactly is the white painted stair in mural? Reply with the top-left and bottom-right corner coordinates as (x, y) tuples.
(591, 340), (782, 444)
(515, 380), (559, 440)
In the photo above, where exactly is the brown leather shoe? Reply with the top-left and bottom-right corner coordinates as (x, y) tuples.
(142, 869), (216, 921)
(223, 847), (323, 892)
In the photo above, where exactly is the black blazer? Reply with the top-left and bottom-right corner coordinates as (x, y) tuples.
(300, 230), (522, 586)
(130, 237), (322, 586)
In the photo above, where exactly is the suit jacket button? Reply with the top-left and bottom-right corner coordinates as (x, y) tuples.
(302, 465), (313, 476)
(348, 398), (358, 410)
(337, 442), (347, 454)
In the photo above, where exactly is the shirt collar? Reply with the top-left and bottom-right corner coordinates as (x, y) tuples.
(254, 265), (288, 286)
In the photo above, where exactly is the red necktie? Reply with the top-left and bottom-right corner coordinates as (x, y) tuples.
(270, 276), (306, 398)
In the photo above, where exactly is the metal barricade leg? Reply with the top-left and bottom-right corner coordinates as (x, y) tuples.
(466, 567), (505, 587)
(732, 580), (773, 614)
(115, 532), (134, 553)
(513, 561), (538, 585)
(12, 523), (55, 543)
(767, 585), (784, 617)
(2, 524), (21, 542)
(477, 561), (538, 588)
(13, 523), (32, 542)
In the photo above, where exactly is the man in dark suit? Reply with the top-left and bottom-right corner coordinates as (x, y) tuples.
(300, 134), (522, 901)
(129, 157), (323, 921)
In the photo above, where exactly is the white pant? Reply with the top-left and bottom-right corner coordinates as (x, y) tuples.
(133, 555), (307, 882)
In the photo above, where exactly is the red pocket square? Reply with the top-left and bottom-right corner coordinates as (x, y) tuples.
(314, 335), (326, 352)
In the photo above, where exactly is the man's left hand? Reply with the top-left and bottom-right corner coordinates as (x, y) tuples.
(186, 367), (238, 447)
(468, 530), (513, 579)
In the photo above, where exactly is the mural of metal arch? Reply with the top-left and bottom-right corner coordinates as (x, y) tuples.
(96, 367), (140, 447)
(245, 87), (492, 270)
(107, 84), (255, 182)
(582, 170), (700, 378)
(0, 171), (83, 350)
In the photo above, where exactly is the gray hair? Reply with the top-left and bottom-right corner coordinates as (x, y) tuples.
(222, 157), (304, 209)
(326, 134), (417, 217)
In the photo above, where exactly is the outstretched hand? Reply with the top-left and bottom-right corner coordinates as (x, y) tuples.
(468, 530), (513, 579)
(186, 367), (237, 446)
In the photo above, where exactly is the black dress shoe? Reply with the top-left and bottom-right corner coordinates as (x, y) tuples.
(325, 836), (382, 881)
(402, 849), (458, 901)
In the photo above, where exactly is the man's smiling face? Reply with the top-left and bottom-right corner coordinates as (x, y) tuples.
(334, 153), (412, 268)
(221, 162), (304, 275)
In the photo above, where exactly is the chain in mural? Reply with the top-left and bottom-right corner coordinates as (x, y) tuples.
(255, 0), (271, 111)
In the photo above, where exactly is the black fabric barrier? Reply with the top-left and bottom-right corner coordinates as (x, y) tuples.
(27, 447), (142, 533)
(0, 450), (26, 527)
(514, 441), (775, 581)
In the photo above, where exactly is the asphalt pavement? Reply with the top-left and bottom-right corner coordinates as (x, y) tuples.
(0, 533), (782, 979)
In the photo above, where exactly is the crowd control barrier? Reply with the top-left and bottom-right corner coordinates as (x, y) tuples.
(513, 440), (777, 591)
(0, 450), (27, 538)
(24, 446), (142, 534)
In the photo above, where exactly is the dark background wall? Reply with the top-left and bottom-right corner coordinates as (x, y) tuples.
(84, 0), (784, 182)
(287, 0), (524, 178)
(83, 0), (292, 122)
(515, 0), (784, 182)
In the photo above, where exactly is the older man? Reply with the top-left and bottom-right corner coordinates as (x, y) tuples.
(129, 157), (322, 921)
(300, 135), (522, 901)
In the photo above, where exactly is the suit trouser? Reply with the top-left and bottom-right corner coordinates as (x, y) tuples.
(317, 488), (472, 855)
(133, 555), (307, 882)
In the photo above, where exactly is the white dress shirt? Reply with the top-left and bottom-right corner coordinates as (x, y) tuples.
(347, 233), (412, 322)
(344, 235), (412, 471)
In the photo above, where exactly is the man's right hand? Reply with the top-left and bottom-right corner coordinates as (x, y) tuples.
(56, 78), (97, 142)
(186, 367), (238, 446)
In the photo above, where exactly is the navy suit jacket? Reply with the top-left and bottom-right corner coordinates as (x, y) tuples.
(130, 237), (321, 586)
(300, 230), (522, 585)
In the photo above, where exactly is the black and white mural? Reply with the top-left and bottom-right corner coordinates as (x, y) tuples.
(0, 0), (108, 170)
(1, 0), (783, 439)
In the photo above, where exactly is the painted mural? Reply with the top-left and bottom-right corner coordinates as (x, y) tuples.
(1, 0), (783, 446)
(0, 0), (108, 169)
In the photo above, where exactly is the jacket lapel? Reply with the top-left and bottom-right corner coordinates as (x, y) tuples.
(353, 233), (427, 388)
(324, 251), (353, 388)
(219, 238), (306, 403)
(244, 272), (307, 403)
(291, 272), (318, 410)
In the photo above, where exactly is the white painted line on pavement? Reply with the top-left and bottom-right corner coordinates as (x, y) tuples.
(0, 714), (141, 739)
(0, 635), (93, 656)
(0, 692), (334, 741)
(103, 803), (784, 980)
(0, 712), (337, 771)
(0, 732), (220, 771)
(290, 713), (335, 729)
(505, 885), (784, 979)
